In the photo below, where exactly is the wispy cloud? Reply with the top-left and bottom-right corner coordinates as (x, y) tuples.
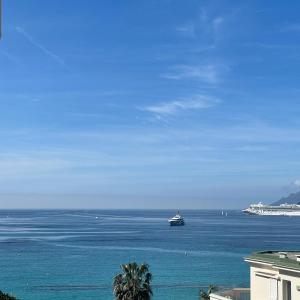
(281, 23), (300, 32)
(293, 179), (300, 187)
(176, 23), (195, 38)
(212, 17), (224, 35)
(0, 153), (72, 178)
(142, 95), (220, 117)
(161, 64), (226, 84)
(0, 50), (19, 64)
(244, 42), (299, 49)
(15, 26), (70, 70)
(282, 179), (300, 193)
(176, 8), (225, 43)
(234, 145), (268, 152)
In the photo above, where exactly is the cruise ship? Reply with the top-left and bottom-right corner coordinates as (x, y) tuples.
(243, 202), (300, 216)
(168, 212), (185, 226)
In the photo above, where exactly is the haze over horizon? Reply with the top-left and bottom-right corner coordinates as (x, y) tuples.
(1, 0), (300, 209)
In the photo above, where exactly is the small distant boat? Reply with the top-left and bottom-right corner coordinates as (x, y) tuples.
(168, 212), (185, 226)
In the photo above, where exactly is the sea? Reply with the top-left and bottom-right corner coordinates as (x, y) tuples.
(0, 209), (300, 300)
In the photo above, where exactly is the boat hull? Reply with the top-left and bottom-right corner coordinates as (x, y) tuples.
(168, 220), (185, 226)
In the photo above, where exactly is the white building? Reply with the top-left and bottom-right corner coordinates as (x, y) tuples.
(210, 251), (300, 300)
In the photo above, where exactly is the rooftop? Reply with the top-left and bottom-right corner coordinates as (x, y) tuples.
(246, 251), (300, 271)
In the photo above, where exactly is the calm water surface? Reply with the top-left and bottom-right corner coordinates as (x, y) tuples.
(0, 209), (300, 300)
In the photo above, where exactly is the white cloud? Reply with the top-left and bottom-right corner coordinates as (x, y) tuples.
(142, 95), (220, 117)
(161, 64), (223, 84)
(283, 179), (300, 193)
(293, 179), (300, 187)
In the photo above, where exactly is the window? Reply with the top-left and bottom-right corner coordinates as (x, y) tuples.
(283, 280), (292, 300)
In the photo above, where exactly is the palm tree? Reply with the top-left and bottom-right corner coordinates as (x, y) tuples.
(113, 262), (153, 300)
(0, 291), (19, 300)
(199, 285), (218, 300)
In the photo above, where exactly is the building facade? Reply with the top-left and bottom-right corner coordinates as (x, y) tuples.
(210, 251), (300, 300)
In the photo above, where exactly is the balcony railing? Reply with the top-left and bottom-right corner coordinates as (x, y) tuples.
(210, 288), (250, 300)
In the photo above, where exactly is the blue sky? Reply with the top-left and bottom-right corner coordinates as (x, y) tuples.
(1, 0), (300, 208)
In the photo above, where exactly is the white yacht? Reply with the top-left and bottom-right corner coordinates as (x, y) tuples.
(168, 212), (185, 226)
(243, 202), (300, 216)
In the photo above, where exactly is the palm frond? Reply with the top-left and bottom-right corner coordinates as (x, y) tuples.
(113, 262), (153, 300)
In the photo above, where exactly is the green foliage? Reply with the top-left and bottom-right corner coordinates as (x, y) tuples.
(199, 285), (218, 300)
(0, 291), (19, 300)
(113, 262), (153, 300)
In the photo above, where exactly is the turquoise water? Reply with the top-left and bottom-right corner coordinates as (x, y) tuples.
(1, 210), (300, 299)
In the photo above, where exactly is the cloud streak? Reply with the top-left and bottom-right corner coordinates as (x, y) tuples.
(161, 64), (227, 84)
(176, 9), (225, 43)
(176, 23), (196, 38)
(142, 95), (220, 117)
(0, 50), (19, 64)
(16, 26), (70, 70)
(281, 24), (300, 32)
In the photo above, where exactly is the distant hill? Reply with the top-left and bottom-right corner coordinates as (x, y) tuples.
(272, 191), (300, 205)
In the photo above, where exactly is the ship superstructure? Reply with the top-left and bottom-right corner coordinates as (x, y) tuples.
(168, 212), (185, 226)
(243, 202), (300, 216)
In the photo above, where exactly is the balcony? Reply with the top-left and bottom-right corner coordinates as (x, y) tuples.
(210, 288), (250, 300)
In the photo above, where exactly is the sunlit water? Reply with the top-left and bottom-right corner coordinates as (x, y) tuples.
(1, 210), (300, 299)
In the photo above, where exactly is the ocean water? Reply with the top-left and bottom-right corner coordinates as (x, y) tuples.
(0, 210), (300, 300)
